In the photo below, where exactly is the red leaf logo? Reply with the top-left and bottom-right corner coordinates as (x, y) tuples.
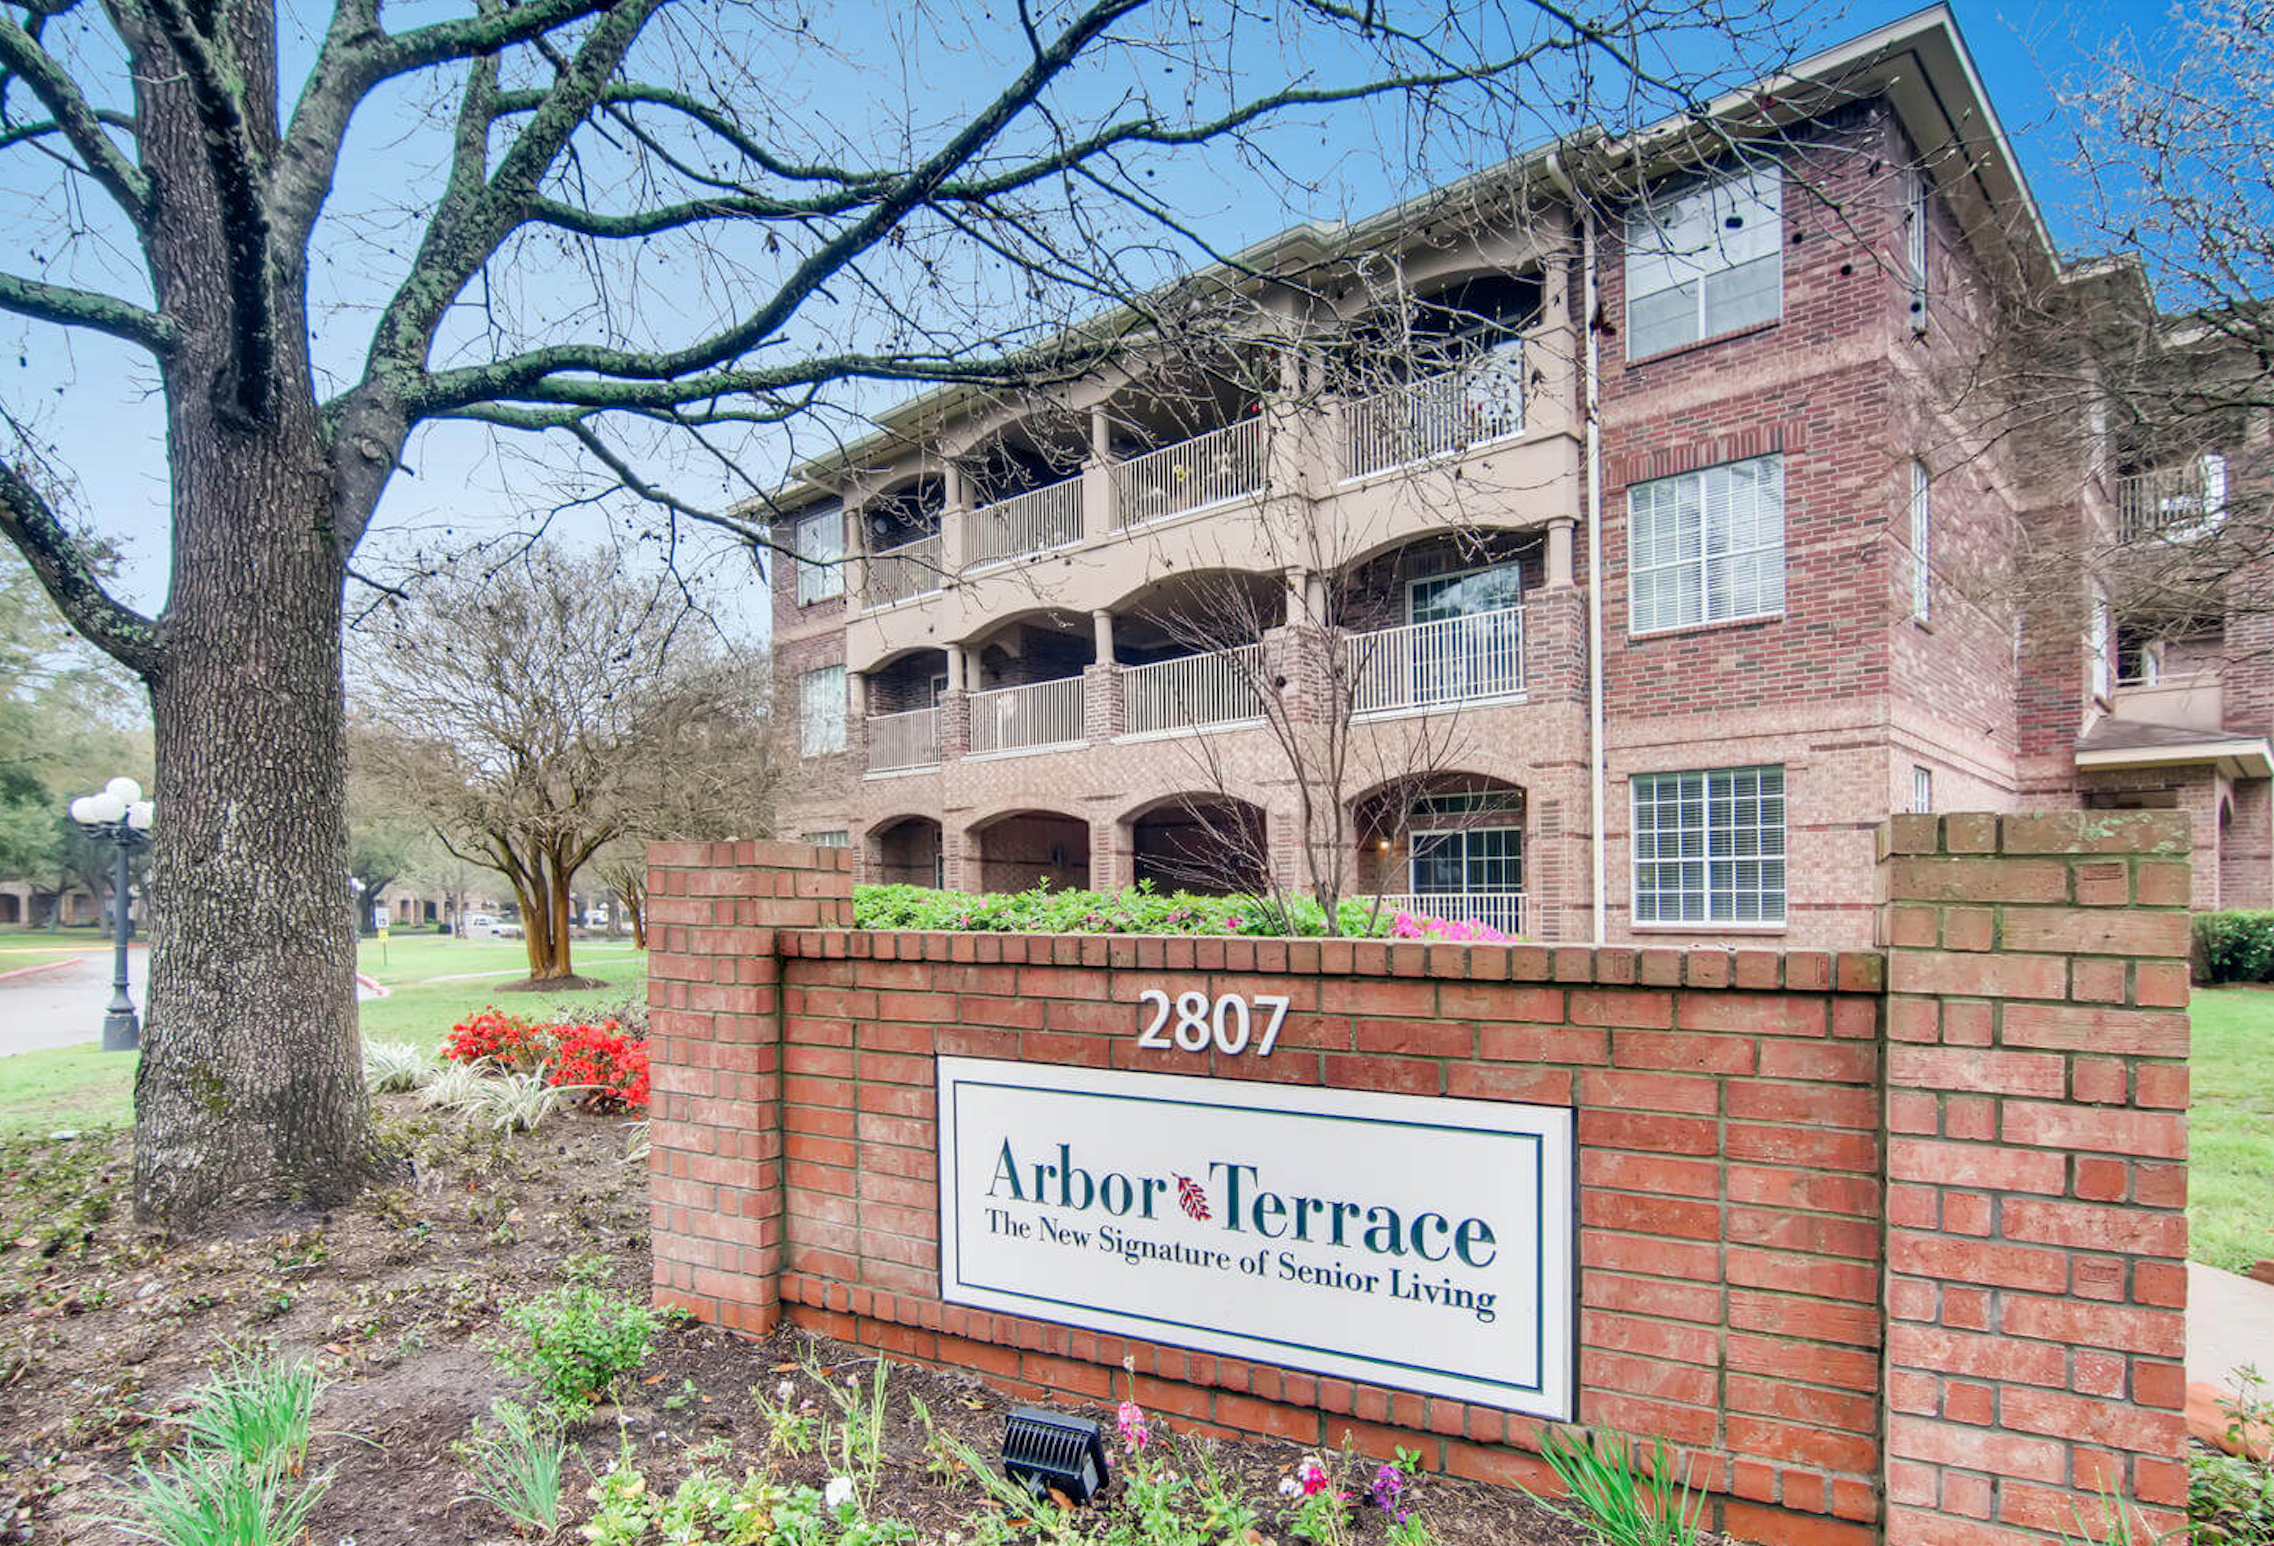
(1174, 1175), (1211, 1222)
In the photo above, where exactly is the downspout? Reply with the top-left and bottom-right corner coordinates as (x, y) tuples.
(1547, 150), (1609, 947)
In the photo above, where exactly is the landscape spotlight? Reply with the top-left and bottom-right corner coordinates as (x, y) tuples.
(1000, 1407), (1109, 1505)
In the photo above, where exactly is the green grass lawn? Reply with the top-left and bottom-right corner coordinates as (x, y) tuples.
(0, 946), (97, 976)
(0, 936), (647, 1137)
(2188, 988), (2274, 1273)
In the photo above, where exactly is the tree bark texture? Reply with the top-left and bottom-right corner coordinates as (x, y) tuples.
(126, 7), (395, 1220)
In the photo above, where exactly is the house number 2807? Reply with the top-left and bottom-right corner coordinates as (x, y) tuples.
(1135, 989), (1291, 1057)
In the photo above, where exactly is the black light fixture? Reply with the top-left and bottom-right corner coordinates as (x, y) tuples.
(1001, 1407), (1110, 1505)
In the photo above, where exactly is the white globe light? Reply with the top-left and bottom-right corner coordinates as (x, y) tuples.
(69, 796), (97, 823)
(87, 791), (126, 824)
(127, 801), (155, 832)
(104, 776), (142, 805)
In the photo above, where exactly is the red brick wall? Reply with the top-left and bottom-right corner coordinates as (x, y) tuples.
(650, 817), (2189, 1546)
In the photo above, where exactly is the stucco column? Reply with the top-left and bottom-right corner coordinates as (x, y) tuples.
(1092, 609), (1115, 665)
(944, 644), (966, 692)
(1546, 517), (1576, 589)
(940, 465), (969, 575)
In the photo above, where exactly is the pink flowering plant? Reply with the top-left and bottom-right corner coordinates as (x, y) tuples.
(1285, 1452), (1354, 1545)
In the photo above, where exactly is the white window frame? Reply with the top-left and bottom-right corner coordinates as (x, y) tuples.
(800, 665), (847, 756)
(2090, 595), (2114, 703)
(1624, 164), (1784, 360)
(794, 505), (845, 605)
(1630, 764), (1787, 927)
(1627, 455), (1786, 635)
(803, 830), (850, 849)
(1905, 168), (1930, 332)
(1909, 459), (1932, 621)
(1912, 765), (1933, 815)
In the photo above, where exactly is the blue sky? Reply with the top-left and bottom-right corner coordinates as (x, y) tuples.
(0, 0), (2179, 624)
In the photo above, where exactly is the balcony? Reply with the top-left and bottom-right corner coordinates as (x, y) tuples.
(2117, 461), (2226, 543)
(968, 477), (1082, 567)
(2112, 668), (2224, 734)
(1342, 350), (1524, 483)
(1121, 645), (1266, 737)
(865, 533), (942, 606)
(969, 676), (1087, 757)
(1110, 418), (1266, 528)
(1369, 890), (1529, 937)
(866, 707), (938, 774)
(1344, 606), (1526, 718)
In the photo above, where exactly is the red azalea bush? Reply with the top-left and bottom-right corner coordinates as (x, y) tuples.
(545, 1020), (651, 1113)
(441, 1008), (555, 1072)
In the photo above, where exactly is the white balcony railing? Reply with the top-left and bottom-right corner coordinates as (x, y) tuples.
(1111, 418), (1266, 528)
(1370, 891), (1529, 938)
(968, 676), (1087, 757)
(1121, 644), (1266, 736)
(2118, 460), (2227, 543)
(1344, 606), (1526, 717)
(863, 533), (943, 606)
(866, 707), (938, 773)
(1341, 349), (1525, 482)
(968, 477), (1083, 566)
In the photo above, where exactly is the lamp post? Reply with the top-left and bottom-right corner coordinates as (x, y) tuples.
(67, 776), (152, 1053)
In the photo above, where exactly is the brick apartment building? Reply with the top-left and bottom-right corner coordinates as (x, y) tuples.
(762, 7), (2274, 950)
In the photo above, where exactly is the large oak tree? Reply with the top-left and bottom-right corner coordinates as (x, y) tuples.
(0, 0), (1794, 1221)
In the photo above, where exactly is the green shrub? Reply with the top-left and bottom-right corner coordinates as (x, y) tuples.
(852, 881), (1395, 938)
(2196, 910), (2274, 983)
(495, 1266), (674, 1413)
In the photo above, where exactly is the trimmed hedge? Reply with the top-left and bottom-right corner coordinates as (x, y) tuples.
(2194, 909), (2274, 983)
(852, 882), (1399, 938)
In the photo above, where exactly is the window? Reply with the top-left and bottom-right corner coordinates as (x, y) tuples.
(2090, 596), (2114, 702)
(800, 665), (847, 755)
(1628, 455), (1785, 633)
(1403, 565), (1526, 705)
(1909, 459), (1932, 621)
(1411, 827), (1522, 894)
(1912, 766), (1933, 815)
(804, 830), (849, 848)
(1905, 168), (1929, 331)
(1631, 765), (1786, 925)
(794, 505), (845, 605)
(1625, 164), (1783, 359)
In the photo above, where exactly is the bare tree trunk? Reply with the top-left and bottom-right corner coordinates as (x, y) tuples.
(132, 428), (393, 1221)
(545, 848), (576, 979)
(615, 884), (647, 949)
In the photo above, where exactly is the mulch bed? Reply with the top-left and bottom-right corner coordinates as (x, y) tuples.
(0, 1095), (1600, 1544)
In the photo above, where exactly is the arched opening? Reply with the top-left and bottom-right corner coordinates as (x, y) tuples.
(1352, 773), (1529, 936)
(1127, 795), (1270, 897)
(872, 816), (945, 889)
(0, 893), (19, 925)
(971, 809), (1090, 893)
(1333, 531), (1538, 713)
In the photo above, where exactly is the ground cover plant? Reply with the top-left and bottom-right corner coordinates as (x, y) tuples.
(853, 883), (1513, 941)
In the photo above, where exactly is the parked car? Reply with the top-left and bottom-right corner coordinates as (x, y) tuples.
(584, 906), (611, 929)
(465, 914), (524, 941)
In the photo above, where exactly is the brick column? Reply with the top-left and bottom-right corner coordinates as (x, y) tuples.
(645, 840), (852, 1334)
(1879, 812), (2191, 1545)
(1083, 662), (1124, 742)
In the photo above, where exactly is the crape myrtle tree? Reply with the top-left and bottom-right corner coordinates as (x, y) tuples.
(0, 0), (1805, 1221)
(356, 544), (775, 989)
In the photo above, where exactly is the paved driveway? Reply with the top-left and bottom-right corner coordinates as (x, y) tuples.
(0, 950), (141, 1056)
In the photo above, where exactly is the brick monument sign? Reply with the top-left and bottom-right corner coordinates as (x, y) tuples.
(646, 811), (2191, 1545)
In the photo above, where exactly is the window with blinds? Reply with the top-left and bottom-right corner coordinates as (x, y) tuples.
(1631, 764), (1787, 925)
(795, 505), (845, 605)
(1627, 455), (1785, 634)
(800, 665), (847, 755)
(1624, 164), (1784, 359)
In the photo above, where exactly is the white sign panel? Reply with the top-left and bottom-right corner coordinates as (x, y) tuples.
(935, 1057), (1576, 1417)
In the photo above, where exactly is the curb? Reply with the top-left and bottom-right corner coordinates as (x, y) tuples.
(0, 956), (85, 985)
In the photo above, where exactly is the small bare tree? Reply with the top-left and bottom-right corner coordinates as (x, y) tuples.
(355, 544), (773, 987)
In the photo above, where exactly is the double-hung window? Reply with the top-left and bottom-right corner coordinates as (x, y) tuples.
(1628, 455), (1785, 633)
(1624, 164), (1783, 359)
(1631, 764), (1786, 925)
(799, 665), (847, 756)
(794, 505), (845, 605)
(1910, 460), (1932, 621)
